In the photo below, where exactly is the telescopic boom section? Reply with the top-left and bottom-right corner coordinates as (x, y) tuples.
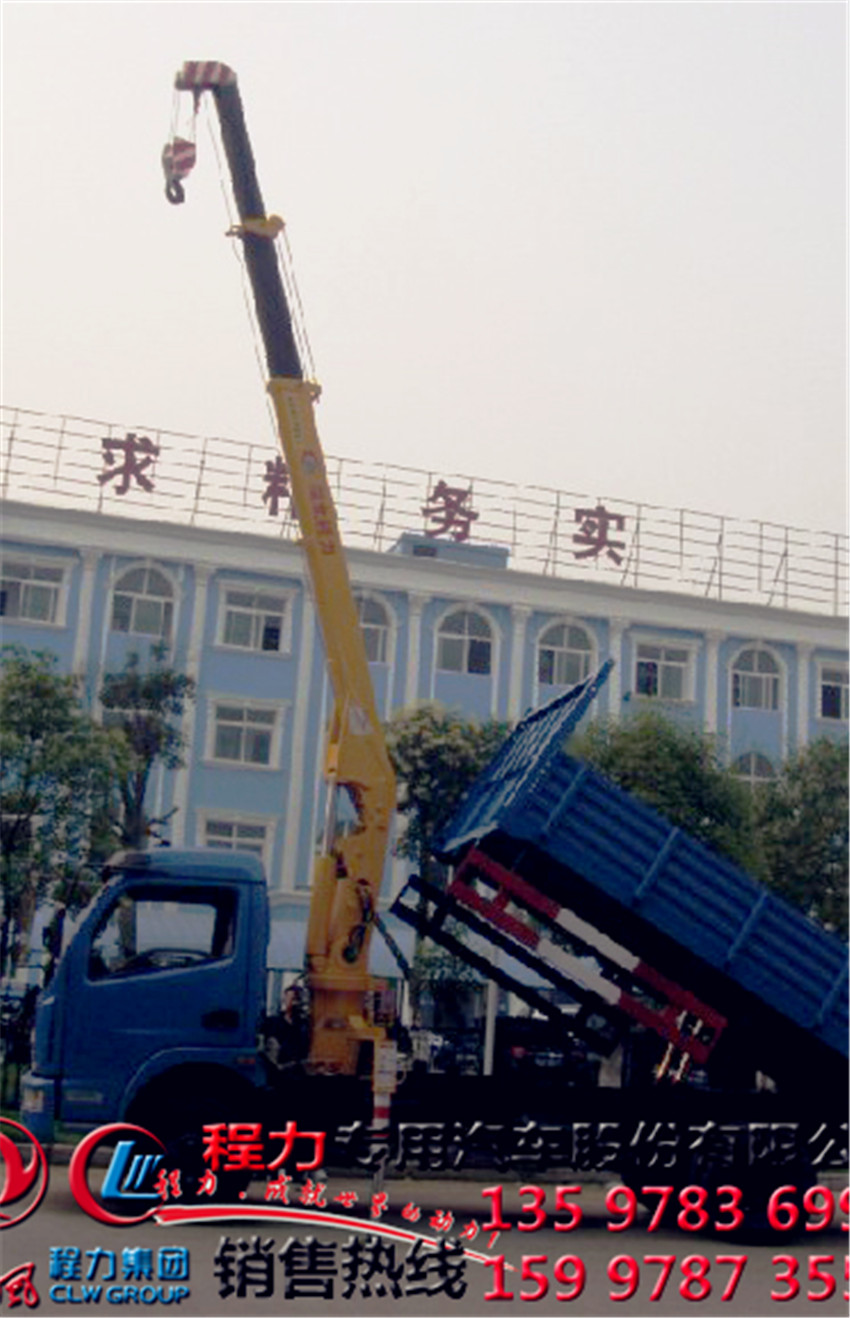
(169, 62), (396, 1075)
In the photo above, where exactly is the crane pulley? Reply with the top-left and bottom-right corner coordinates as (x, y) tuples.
(161, 62), (231, 204)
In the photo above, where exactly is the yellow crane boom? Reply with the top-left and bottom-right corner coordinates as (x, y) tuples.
(165, 61), (396, 1075)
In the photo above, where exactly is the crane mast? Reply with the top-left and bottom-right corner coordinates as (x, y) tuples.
(165, 61), (396, 1076)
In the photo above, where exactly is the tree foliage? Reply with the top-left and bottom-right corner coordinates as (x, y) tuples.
(0, 647), (125, 974)
(385, 702), (510, 877)
(100, 649), (196, 848)
(387, 703), (847, 945)
(573, 713), (849, 937)
(385, 703), (510, 1002)
(571, 712), (761, 874)
(754, 738), (848, 936)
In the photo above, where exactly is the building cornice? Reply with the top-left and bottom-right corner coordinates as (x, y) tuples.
(2, 499), (846, 649)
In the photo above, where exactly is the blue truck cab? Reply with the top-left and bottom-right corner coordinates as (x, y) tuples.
(21, 849), (269, 1144)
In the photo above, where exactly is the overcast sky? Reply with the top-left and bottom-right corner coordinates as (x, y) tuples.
(2, 3), (846, 533)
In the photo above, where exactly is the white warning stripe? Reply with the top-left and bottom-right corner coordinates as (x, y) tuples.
(549, 904), (639, 973)
(536, 936), (621, 1005)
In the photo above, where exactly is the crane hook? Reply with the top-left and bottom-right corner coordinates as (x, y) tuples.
(161, 137), (196, 206)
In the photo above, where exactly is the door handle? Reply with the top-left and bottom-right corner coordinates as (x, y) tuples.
(202, 1008), (239, 1031)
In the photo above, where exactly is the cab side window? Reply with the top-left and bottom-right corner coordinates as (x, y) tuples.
(88, 886), (235, 979)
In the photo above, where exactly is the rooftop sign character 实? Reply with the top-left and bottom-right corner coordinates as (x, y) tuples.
(573, 504), (626, 566)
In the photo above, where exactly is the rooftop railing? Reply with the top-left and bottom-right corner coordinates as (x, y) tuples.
(2, 405), (846, 616)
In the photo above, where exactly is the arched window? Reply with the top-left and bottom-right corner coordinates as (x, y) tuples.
(732, 648), (780, 710)
(733, 752), (775, 790)
(111, 565), (174, 640)
(538, 622), (593, 687)
(356, 595), (389, 664)
(437, 609), (492, 676)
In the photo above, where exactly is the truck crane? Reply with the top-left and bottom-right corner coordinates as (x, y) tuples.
(164, 61), (396, 1079)
(22, 65), (847, 1220)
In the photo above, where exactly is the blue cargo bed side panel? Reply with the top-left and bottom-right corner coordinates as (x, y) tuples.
(440, 694), (848, 1060)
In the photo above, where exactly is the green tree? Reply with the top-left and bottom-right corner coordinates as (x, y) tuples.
(0, 647), (125, 976)
(385, 704), (510, 1008)
(385, 702), (510, 879)
(574, 713), (849, 937)
(100, 650), (196, 848)
(571, 711), (762, 875)
(754, 738), (848, 936)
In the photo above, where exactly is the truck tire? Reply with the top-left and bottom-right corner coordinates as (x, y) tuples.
(125, 1065), (263, 1202)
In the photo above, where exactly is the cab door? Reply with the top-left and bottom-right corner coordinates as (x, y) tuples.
(59, 881), (251, 1125)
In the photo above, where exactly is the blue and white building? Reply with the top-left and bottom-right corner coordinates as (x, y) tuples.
(2, 407), (847, 967)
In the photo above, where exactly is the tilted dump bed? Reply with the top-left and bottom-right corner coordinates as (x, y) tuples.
(394, 670), (848, 1095)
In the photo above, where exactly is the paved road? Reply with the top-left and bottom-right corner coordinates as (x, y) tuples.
(4, 1169), (847, 1316)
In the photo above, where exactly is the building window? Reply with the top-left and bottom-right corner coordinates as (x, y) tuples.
(732, 648), (780, 711)
(0, 559), (65, 624)
(635, 642), (692, 701)
(356, 596), (389, 664)
(112, 565), (174, 640)
(538, 622), (593, 687)
(820, 666), (849, 721)
(219, 587), (289, 653)
(204, 818), (270, 863)
(437, 609), (492, 676)
(732, 752), (775, 791)
(211, 703), (279, 767)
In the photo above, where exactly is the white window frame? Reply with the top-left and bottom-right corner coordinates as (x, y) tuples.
(198, 812), (274, 870)
(435, 606), (494, 677)
(110, 561), (176, 642)
(731, 645), (782, 712)
(0, 556), (68, 627)
(817, 662), (849, 723)
(632, 635), (696, 703)
(536, 619), (595, 690)
(215, 581), (295, 656)
(354, 592), (393, 666)
(205, 696), (287, 771)
(732, 751), (775, 791)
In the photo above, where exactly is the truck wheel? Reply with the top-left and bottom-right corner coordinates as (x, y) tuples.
(125, 1068), (262, 1202)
